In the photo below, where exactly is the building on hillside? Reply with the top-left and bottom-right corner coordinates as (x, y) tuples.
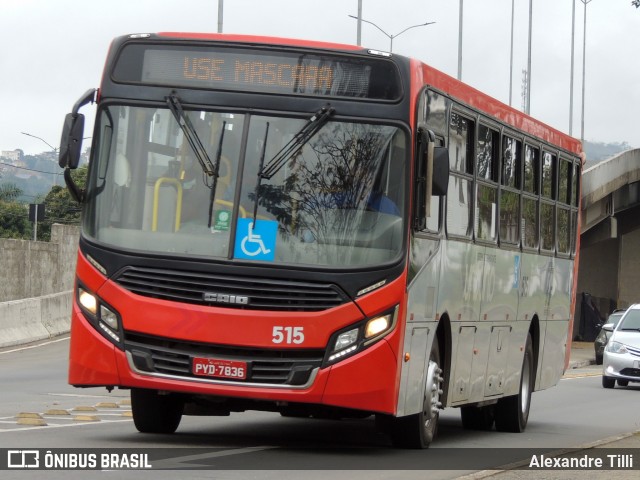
(1, 149), (24, 163)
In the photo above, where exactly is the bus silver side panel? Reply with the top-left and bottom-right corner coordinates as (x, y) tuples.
(538, 256), (573, 389)
(439, 240), (486, 405)
(400, 240), (571, 415)
(398, 236), (440, 417)
(518, 252), (572, 392)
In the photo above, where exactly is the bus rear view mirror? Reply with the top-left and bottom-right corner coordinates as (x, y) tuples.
(59, 88), (96, 169)
(430, 146), (449, 197)
(58, 112), (85, 169)
(414, 130), (449, 231)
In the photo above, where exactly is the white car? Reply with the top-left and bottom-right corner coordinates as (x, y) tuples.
(602, 304), (640, 388)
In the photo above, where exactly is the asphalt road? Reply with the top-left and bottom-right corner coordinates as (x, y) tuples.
(0, 336), (638, 479)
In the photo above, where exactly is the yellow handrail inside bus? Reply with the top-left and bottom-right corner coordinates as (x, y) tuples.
(152, 178), (183, 232)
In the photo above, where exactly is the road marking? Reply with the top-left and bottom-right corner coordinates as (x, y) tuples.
(47, 392), (129, 399)
(151, 446), (278, 469)
(0, 336), (69, 355)
(0, 401), (133, 432)
(563, 369), (602, 379)
(563, 372), (602, 379)
(0, 419), (132, 433)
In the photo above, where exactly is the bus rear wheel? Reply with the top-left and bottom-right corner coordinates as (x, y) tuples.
(494, 333), (533, 433)
(131, 388), (184, 434)
(389, 340), (443, 448)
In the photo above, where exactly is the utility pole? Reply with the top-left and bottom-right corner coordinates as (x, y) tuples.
(569, 0), (576, 136)
(356, 0), (362, 46)
(509, 0), (515, 106)
(525, 0), (532, 114)
(581, 0), (594, 144)
(521, 70), (528, 113)
(217, 0), (224, 33)
(457, 0), (463, 80)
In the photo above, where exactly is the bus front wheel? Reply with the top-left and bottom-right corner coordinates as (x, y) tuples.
(131, 388), (184, 434)
(389, 340), (443, 448)
(494, 333), (534, 432)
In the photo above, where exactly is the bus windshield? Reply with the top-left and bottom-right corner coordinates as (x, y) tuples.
(84, 104), (407, 267)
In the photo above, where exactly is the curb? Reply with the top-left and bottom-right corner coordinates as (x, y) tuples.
(568, 358), (595, 369)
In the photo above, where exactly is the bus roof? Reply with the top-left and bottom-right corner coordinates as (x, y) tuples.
(413, 58), (582, 156)
(147, 33), (580, 156)
(156, 32), (364, 53)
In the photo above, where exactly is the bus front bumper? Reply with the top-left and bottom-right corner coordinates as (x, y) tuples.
(68, 305), (400, 414)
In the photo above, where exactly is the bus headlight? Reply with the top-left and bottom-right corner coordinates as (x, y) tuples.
(324, 306), (398, 366)
(100, 305), (119, 330)
(334, 328), (359, 350)
(76, 284), (123, 348)
(365, 314), (392, 339)
(78, 288), (98, 315)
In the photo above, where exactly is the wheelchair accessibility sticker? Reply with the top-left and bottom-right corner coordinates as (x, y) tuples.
(234, 218), (277, 261)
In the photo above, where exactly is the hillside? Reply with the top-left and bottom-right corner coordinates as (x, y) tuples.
(583, 140), (633, 167)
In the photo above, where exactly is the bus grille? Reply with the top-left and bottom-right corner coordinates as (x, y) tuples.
(113, 266), (349, 311)
(124, 333), (324, 386)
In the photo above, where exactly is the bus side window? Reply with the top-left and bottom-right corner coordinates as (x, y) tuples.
(499, 135), (521, 245)
(522, 144), (540, 250)
(540, 151), (556, 252)
(570, 161), (581, 254)
(424, 136), (445, 233)
(447, 112), (474, 238)
(475, 124), (499, 242)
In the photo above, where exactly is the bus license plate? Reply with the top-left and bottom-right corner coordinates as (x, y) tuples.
(192, 358), (247, 380)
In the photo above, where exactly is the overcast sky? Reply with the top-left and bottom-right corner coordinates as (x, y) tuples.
(1, 0), (638, 156)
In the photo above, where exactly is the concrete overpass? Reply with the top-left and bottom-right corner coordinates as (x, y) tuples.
(577, 148), (640, 336)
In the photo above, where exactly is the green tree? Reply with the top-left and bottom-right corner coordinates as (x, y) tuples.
(0, 183), (32, 239)
(38, 165), (87, 241)
(0, 183), (21, 202)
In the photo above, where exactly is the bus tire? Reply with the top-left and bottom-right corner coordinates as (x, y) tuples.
(390, 340), (443, 449)
(494, 333), (533, 433)
(460, 404), (495, 430)
(131, 388), (184, 434)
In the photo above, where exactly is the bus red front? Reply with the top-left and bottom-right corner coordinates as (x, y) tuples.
(68, 251), (406, 415)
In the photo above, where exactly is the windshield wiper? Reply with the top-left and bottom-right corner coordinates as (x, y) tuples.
(166, 93), (227, 228)
(252, 122), (271, 224)
(259, 105), (335, 180)
(166, 94), (215, 176)
(250, 106), (334, 226)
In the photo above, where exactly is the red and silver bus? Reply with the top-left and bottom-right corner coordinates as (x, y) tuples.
(59, 32), (582, 448)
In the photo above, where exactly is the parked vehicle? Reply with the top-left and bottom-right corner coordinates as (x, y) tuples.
(602, 304), (640, 388)
(594, 309), (626, 365)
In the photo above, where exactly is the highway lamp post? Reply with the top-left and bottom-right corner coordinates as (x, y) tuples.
(20, 131), (58, 188)
(580, 0), (594, 145)
(525, 0), (533, 114)
(458, 0), (463, 80)
(217, 0), (223, 33)
(348, 15), (435, 53)
(570, 0), (576, 136)
(356, 0), (362, 46)
(509, 0), (515, 106)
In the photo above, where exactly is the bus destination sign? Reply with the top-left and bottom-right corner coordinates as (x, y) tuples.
(112, 44), (400, 100)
